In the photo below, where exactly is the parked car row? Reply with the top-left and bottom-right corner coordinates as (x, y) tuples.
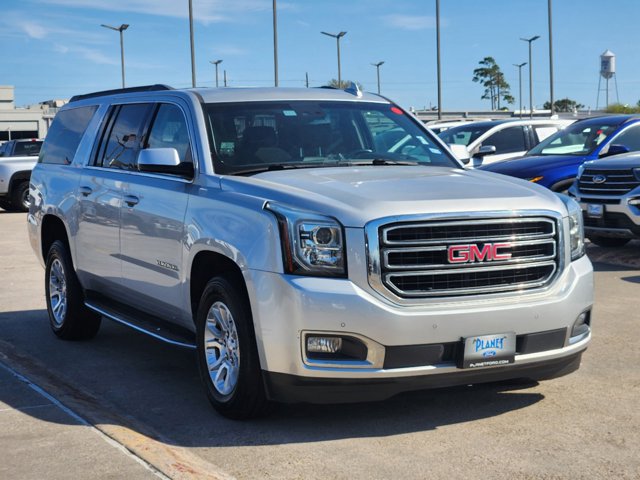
(0, 138), (43, 211)
(438, 118), (572, 167)
(464, 115), (640, 248)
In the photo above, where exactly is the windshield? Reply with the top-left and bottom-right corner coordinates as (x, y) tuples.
(205, 101), (458, 174)
(437, 123), (493, 146)
(527, 120), (620, 156)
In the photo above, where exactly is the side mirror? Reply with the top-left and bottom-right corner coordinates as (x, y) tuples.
(138, 148), (194, 178)
(600, 144), (630, 158)
(475, 145), (497, 157)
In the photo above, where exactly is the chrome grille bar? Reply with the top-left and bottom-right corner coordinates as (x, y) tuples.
(374, 216), (560, 299)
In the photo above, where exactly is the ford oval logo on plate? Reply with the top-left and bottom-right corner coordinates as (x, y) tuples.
(592, 175), (607, 184)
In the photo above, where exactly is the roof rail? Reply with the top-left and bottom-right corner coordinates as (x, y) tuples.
(69, 84), (174, 103)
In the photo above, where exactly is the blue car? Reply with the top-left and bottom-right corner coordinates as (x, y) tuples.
(479, 115), (640, 192)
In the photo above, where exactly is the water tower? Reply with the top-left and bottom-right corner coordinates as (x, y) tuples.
(596, 49), (619, 109)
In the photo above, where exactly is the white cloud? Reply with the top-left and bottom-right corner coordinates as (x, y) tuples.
(21, 21), (49, 39)
(383, 14), (436, 31)
(37, 0), (272, 23)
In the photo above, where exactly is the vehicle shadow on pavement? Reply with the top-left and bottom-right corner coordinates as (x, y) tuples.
(0, 308), (545, 448)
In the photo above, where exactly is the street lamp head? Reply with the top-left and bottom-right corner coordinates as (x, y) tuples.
(372, 61), (385, 67)
(321, 31), (347, 39)
(513, 62), (527, 68)
(210, 59), (223, 65)
(101, 23), (129, 32)
(520, 35), (540, 43)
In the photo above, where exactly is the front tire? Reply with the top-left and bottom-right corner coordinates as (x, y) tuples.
(196, 276), (270, 419)
(45, 240), (101, 340)
(587, 235), (631, 248)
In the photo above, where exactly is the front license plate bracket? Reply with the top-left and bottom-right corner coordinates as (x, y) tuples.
(459, 332), (516, 369)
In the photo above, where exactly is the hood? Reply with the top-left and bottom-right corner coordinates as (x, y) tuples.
(480, 154), (589, 177)
(220, 166), (566, 227)
(582, 152), (640, 170)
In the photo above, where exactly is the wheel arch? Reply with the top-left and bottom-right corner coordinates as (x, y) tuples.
(9, 171), (31, 193)
(41, 214), (72, 264)
(189, 250), (251, 325)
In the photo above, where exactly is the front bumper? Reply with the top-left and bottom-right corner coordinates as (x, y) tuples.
(574, 190), (640, 239)
(264, 350), (584, 403)
(245, 252), (593, 402)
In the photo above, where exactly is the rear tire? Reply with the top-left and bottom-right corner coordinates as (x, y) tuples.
(587, 235), (631, 248)
(45, 240), (101, 340)
(11, 181), (30, 212)
(196, 276), (270, 419)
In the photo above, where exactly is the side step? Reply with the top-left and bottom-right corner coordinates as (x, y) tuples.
(84, 297), (196, 349)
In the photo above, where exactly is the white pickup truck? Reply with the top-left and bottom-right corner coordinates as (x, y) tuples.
(0, 139), (43, 211)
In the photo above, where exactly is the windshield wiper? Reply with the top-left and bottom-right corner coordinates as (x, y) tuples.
(351, 159), (421, 166)
(233, 163), (323, 176)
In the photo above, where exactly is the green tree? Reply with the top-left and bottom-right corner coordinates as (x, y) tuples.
(543, 98), (584, 112)
(472, 57), (514, 110)
(326, 79), (363, 90)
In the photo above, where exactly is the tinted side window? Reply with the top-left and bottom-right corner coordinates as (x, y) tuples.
(39, 106), (98, 165)
(98, 104), (151, 170)
(485, 126), (527, 154)
(146, 104), (192, 163)
(609, 125), (640, 151)
(14, 141), (43, 156)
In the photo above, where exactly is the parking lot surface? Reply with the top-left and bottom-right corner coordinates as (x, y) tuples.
(1, 209), (639, 479)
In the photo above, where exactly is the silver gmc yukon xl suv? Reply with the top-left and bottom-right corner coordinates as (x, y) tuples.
(28, 85), (593, 419)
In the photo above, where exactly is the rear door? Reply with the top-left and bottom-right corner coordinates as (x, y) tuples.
(118, 101), (193, 324)
(75, 102), (153, 299)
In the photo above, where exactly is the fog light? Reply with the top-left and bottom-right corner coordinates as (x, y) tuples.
(571, 311), (590, 339)
(307, 336), (342, 354)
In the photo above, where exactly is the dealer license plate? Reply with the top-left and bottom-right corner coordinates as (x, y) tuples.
(462, 332), (516, 369)
(587, 204), (604, 218)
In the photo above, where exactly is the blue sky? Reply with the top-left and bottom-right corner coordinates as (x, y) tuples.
(1, 0), (639, 111)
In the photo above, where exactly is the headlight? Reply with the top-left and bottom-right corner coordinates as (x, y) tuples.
(265, 202), (346, 277)
(577, 163), (587, 179)
(557, 194), (585, 260)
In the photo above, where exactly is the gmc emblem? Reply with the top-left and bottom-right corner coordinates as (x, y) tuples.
(447, 243), (512, 263)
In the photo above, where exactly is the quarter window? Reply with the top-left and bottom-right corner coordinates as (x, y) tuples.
(39, 106), (98, 165)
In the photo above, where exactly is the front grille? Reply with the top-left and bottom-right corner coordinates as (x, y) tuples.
(578, 168), (640, 195)
(376, 217), (559, 298)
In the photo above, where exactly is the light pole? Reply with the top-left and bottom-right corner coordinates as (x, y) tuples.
(273, 0), (278, 87)
(321, 31), (347, 87)
(371, 61), (384, 95)
(101, 23), (129, 88)
(520, 35), (540, 119)
(188, 0), (196, 88)
(548, 0), (555, 116)
(513, 62), (527, 119)
(435, 0), (442, 120)
(210, 59), (223, 87)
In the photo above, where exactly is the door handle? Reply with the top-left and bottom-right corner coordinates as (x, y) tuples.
(124, 195), (139, 207)
(79, 186), (92, 197)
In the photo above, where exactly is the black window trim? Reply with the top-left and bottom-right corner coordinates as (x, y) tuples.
(87, 100), (196, 182)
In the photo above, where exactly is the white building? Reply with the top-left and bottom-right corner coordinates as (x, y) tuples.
(0, 86), (66, 141)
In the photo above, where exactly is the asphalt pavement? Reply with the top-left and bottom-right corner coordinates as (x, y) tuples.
(1, 209), (639, 479)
